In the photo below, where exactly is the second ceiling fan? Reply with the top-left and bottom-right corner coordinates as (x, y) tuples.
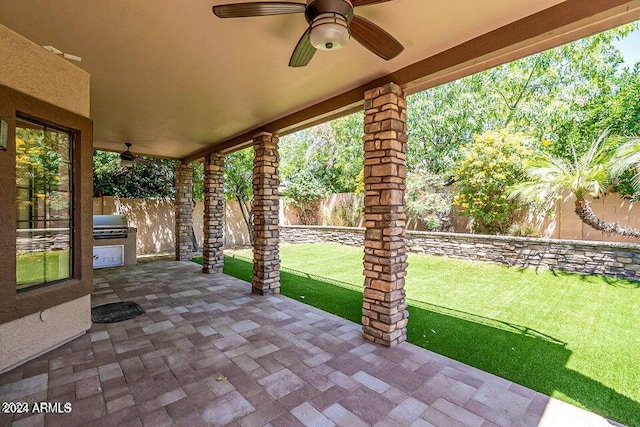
(212, 0), (404, 67)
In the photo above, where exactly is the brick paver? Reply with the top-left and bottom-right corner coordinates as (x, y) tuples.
(0, 261), (622, 426)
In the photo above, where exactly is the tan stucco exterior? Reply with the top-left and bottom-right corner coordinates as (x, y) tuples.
(0, 24), (92, 373)
(0, 296), (91, 373)
(0, 25), (90, 117)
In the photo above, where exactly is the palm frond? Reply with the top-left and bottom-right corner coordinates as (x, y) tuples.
(612, 137), (640, 192)
(512, 132), (617, 203)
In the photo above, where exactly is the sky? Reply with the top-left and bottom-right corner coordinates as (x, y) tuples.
(614, 26), (640, 68)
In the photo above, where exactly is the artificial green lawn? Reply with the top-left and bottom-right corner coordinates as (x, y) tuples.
(195, 243), (640, 425)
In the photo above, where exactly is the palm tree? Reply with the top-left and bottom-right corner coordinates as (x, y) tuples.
(612, 137), (640, 193)
(510, 133), (640, 238)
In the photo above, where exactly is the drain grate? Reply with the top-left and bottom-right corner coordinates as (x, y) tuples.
(91, 301), (145, 323)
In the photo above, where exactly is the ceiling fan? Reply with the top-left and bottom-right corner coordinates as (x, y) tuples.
(212, 0), (404, 67)
(119, 143), (152, 167)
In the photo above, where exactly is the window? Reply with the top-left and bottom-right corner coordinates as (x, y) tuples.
(16, 117), (73, 290)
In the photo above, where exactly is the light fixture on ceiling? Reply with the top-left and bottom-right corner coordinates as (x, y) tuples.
(212, 0), (404, 68)
(309, 12), (350, 51)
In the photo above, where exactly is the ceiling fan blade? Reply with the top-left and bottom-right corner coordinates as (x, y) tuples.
(350, 15), (404, 60)
(352, 0), (392, 6)
(212, 2), (306, 18)
(134, 158), (153, 166)
(289, 27), (316, 67)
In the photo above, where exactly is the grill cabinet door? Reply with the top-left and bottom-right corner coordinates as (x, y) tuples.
(93, 245), (124, 269)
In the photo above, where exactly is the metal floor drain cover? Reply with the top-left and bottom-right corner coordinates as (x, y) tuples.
(91, 301), (145, 323)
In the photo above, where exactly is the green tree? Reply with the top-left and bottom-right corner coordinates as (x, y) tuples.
(454, 130), (534, 234)
(192, 161), (205, 202)
(280, 113), (364, 220)
(93, 150), (176, 198)
(405, 171), (453, 231)
(407, 75), (489, 173)
(407, 24), (638, 177)
(224, 148), (254, 241)
(512, 133), (640, 238)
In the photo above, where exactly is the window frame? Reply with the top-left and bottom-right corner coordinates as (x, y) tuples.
(15, 115), (76, 291)
(0, 83), (94, 325)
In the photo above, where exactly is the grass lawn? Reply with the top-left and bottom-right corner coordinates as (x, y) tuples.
(16, 250), (70, 288)
(195, 242), (640, 425)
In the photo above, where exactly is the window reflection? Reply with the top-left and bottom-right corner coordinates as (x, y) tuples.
(16, 118), (73, 289)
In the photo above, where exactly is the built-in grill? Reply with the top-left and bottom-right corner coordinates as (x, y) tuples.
(93, 215), (129, 239)
(92, 215), (137, 268)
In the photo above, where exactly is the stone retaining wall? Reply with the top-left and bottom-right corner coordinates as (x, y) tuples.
(280, 225), (640, 281)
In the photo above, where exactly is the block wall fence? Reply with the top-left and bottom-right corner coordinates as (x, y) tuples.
(280, 225), (640, 281)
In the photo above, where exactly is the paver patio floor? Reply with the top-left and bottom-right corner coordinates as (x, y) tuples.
(0, 261), (620, 426)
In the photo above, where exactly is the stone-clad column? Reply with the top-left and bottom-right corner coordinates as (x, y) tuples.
(175, 163), (193, 261)
(252, 132), (280, 295)
(202, 153), (225, 273)
(362, 82), (409, 347)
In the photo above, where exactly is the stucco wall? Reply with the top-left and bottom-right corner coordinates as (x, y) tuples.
(285, 192), (640, 244)
(94, 197), (251, 253)
(280, 225), (640, 281)
(0, 25), (90, 117)
(94, 190), (640, 254)
(0, 296), (91, 373)
(0, 25), (92, 373)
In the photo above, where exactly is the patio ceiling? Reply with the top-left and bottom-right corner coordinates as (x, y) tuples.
(0, 0), (639, 160)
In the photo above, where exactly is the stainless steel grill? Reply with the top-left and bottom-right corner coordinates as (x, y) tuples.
(93, 215), (129, 239)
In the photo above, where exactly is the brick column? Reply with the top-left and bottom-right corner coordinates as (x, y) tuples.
(362, 82), (409, 347)
(252, 132), (280, 295)
(175, 163), (193, 261)
(202, 153), (225, 273)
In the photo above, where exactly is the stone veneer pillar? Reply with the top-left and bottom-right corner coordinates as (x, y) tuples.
(362, 82), (409, 347)
(175, 163), (193, 261)
(252, 132), (281, 295)
(202, 153), (225, 273)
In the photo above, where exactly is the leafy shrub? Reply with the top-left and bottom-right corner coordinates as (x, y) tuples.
(405, 171), (453, 231)
(508, 224), (541, 237)
(454, 130), (534, 234)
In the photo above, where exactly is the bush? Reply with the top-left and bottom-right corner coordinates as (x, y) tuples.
(454, 130), (534, 234)
(405, 171), (453, 231)
(508, 224), (541, 237)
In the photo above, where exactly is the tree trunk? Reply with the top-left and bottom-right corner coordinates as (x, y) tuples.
(574, 198), (640, 238)
(236, 195), (254, 245)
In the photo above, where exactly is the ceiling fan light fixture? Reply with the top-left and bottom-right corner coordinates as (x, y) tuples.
(120, 158), (134, 168)
(309, 12), (350, 51)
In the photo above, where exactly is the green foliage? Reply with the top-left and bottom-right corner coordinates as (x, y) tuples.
(407, 75), (488, 173)
(512, 133), (640, 237)
(407, 23), (639, 180)
(93, 150), (177, 198)
(280, 113), (364, 205)
(405, 171), (453, 231)
(282, 169), (327, 224)
(508, 224), (541, 238)
(511, 132), (615, 203)
(192, 161), (204, 201)
(224, 148), (254, 202)
(612, 137), (640, 198)
(454, 130), (534, 234)
(224, 148), (255, 240)
(282, 168), (327, 206)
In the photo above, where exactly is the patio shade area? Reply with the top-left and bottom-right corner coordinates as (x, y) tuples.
(0, 261), (620, 426)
